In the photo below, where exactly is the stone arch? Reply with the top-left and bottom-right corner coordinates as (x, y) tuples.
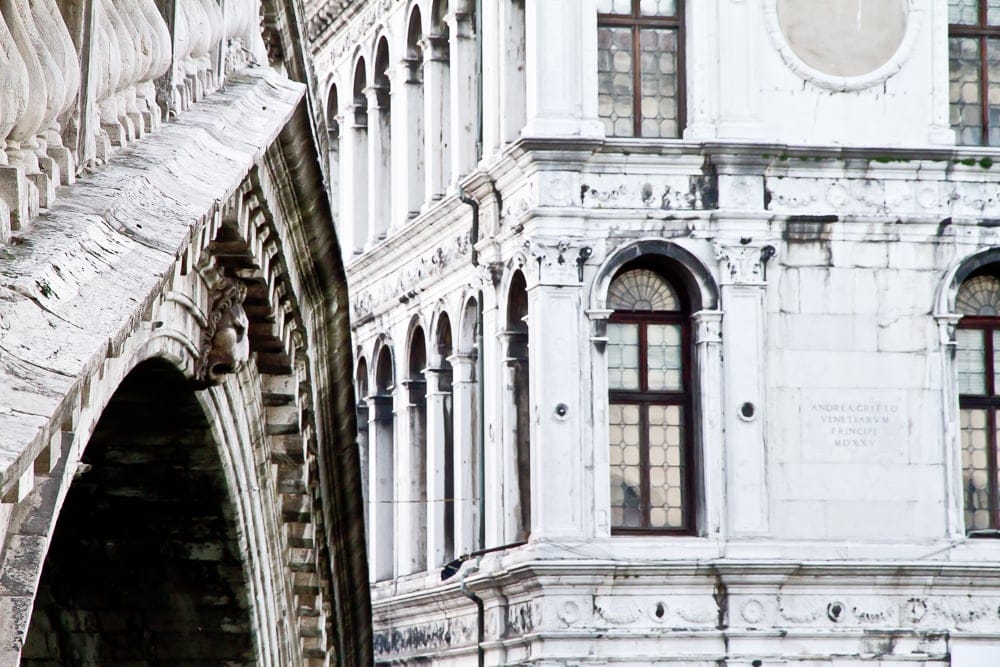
(591, 238), (720, 314)
(0, 109), (371, 665)
(21, 359), (261, 664)
(936, 247), (1000, 318)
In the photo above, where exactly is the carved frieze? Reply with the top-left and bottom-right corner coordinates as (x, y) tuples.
(765, 172), (1000, 219)
(579, 173), (718, 211)
(372, 616), (477, 660)
(350, 231), (473, 322)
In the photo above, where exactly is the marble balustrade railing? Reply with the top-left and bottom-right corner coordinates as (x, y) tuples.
(0, 0), (267, 241)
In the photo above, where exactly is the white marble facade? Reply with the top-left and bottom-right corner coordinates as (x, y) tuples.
(309, 0), (1000, 664)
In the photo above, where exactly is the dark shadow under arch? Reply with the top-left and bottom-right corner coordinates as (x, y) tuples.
(21, 359), (255, 666)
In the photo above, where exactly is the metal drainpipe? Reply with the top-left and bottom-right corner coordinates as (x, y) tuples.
(458, 187), (486, 667)
(475, 0), (484, 161)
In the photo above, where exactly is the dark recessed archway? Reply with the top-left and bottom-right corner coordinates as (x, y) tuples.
(21, 359), (255, 666)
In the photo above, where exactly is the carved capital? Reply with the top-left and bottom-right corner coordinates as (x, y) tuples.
(526, 238), (593, 285)
(692, 309), (723, 345)
(713, 241), (776, 286)
(197, 277), (249, 385)
(935, 313), (963, 348)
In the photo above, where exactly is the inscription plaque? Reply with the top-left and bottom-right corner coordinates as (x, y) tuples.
(800, 389), (907, 462)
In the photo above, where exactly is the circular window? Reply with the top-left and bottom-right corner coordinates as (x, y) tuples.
(770, 0), (914, 90)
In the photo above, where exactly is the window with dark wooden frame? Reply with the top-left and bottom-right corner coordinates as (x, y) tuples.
(597, 0), (684, 139)
(956, 273), (1000, 534)
(607, 264), (694, 534)
(949, 0), (1000, 145)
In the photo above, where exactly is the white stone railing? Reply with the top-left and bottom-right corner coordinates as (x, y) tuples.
(0, 0), (268, 242)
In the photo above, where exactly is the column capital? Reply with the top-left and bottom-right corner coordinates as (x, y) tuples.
(692, 309), (723, 345)
(713, 240), (777, 286)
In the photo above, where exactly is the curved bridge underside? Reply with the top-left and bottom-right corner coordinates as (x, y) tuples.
(0, 70), (369, 666)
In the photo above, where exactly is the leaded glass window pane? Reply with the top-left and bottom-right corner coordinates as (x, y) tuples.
(639, 29), (679, 138)
(598, 27), (636, 138)
(646, 323), (683, 390)
(990, 0), (1000, 25)
(952, 0), (980, 24)
(647, 404), (684, 529)
(607, 323), (641, 390)
(989, 38), (1000, 145)
(957, 275), (1000, 315)
(597, 0), (632, 13)
(609, 403), (642, 527)
(608, 268), (679, 311)
(958, 329), (987, 395)
(640, 0), (677, 17)
(951, 36), (984, 145)
(962, 408), (992, 530)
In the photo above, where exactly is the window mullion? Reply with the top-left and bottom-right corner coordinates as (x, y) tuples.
(639, 400), (651, 528)
(632, 23), (642, 137)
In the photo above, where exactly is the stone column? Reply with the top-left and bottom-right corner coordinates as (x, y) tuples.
(365, 85), (388, 248)
(522, 0), (602, 139)
(481, 287), (504, 548)
(389, 59), (419, 230)
(369, 394), (394, 582)
(340, 99), (367, 257)
(423, 366), (450, 568)
(715, 241), (775, 536)
(396, 377), (427, 576)
(498, 0), (526, 145)
(447, 8), (477, 184)
(693, 309), (724, 536)
(936, 313), (964, 537)
(450, 352), (478, 556)
(479, 0), (500, 161)
(421, 33), (449, 203)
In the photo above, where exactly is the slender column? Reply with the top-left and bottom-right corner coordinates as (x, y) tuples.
(389, 61), (419, 230)
(369, 394), (394, 582)
(396, 378), (427, 576)
(450, 352), (478, 555)
(356, 401), (370, 532)
(447, 9), (478, 183)
(479, 0), (500, 161)
(424, 366), (450, 568)
(715, 242), (775, 536)
(364, 86), (388, 248)
(936, 313), (964, 537)
(498, 0), (526, 145)
(421, 34), (449, 203)
(497, 337), (523, 542)
(482, 293), (503, 548)
(340, 100), (367, 257)
(693, 310), (724, 536)
(522, 0), (602, 138)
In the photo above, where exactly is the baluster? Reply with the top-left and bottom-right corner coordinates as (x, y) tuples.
(135, 0), (172, 131)
(0, 9), (29, 233)
(0, 0), (46, 222)
(33, 0), (79, 185)
(95, 0), (120, 159)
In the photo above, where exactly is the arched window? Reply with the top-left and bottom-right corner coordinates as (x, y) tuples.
(405, 9), (426, 218)
(404, 327), (428, 573)
(371, 38), (392, 241)
(607, 263), (693, 533)
(372, 346), (394, 581)
(506, 271), (531, 541)
(956, 272), (1000, 533)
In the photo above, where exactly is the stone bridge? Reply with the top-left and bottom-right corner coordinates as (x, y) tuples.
(0, 24), (370, 666)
